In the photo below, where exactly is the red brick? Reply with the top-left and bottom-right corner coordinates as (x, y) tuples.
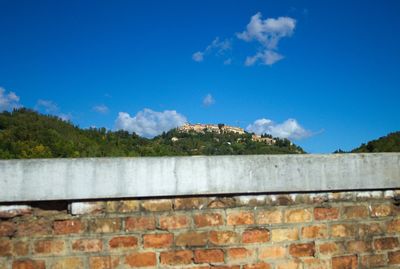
(289, 242), (315, 257)
(318, 242), (340, 256)
(34, 239), (64, 254)
(88, 218), (120, 233)
(141, 199), (172, 211)
(331, 224), (356, 238)
(242, 228), (270, 243)
(259, 246), (286, 259)
(72, 239), (102, 252)
(0, 222), (16, 237)
(51, 257), (84, 269)
(209, 231), (239, 245)
(176, 231), (208, 247)
(370, 204), (393, 217)
(159, 215), (189, 230)
(243, 263), (271, 269)
(227, 211), (254, 226)
(256, 210), (282, 224)
(125, 216), (155, 231)
(53, 220), (84, 235)
(13, 240), (29, 256)
(160, 250), (193, 265)
(125, 252), (156, 267)
(109, 236), (138, 249)
(284, 208), (312, 223)
(345, 240), (371, 253)
(343, 206), (368, 219)
(227, 248), (254, 261)
(332, 255), (357, 269)
(174, 198), (208, 210)
(388, 219), (400, 233)
(17, 219), (52, 237)
(194, 249), (224, 263)
(143, 233), (173, 248)
(0, 239), (11, 257)
(361, 254), (386, 268)
(301, 225), (327, 239)
(389, 250), (400, 264)
(12, 260), (45, 269)
(314, 207), (339, 221)
(374, 237), (399, 250)
(194, 213), (223, 227)
(89, 256), (119, 269)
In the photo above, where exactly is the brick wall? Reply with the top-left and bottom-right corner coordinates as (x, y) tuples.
(0, 190), (399, 269)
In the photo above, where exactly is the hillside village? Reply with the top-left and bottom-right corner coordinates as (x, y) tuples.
(177, 123), (276, 144)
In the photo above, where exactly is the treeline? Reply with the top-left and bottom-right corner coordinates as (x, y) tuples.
(350, 131), (400, 153)
(0, 109), (304, 159)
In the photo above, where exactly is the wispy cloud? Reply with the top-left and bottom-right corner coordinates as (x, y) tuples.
(237, 13), (296, 66)
(202, 94), (215, 107)
(35, 99), (71, 121)
(192, 37), (232, 63)
(246, 118), (311, 140)
(93, 104), (109, 114)
(115, 108), (187, 138)
(0, 87), (21, 111)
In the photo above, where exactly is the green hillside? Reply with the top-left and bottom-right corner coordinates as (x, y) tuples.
(351, 131), (400, 153)
(0, 109), (305, 159)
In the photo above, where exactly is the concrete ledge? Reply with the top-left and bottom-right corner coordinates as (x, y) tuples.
(0, 153), (399, 202)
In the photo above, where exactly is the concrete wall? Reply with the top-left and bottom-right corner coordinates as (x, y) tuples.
(0, 153), (399, 202)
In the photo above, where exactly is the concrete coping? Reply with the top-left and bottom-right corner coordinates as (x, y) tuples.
(0, 153), (399, 202)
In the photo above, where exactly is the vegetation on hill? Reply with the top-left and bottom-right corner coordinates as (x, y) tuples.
(0, 109), (305, 159)
(351, 131), (400, 153)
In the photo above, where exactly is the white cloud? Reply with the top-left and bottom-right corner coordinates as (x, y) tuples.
(237, 12), (296, 66)
(93, 104), (109, 114)
(192, 37), (231, 63)
(35, 99), (59, 113)
(246, 118), (311, 140)
(0, 87), (21, 111)
(203, 94), (215, 106)
(115, 108), (187, 138)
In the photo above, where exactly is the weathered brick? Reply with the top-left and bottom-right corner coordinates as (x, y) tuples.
(13, 240), (29, 256)
(343, 205), (368, 219)
(53, 220), (84, 235)
(109, 236), (138, 249)
(141, 199), (172, 211)
(289, 242), (315, 257)
(370, 204), (393, 217)
(209, 231), (239, 245)
(174, 198), (208, 210)
(0, 206), (32, 219)
(242, 228), (270, 243)
(70, 202), (105, 215)
(227, 211), (254, 226)
(358, 222), (383, 237)
(345, 240), (371, 253)
(361, 254), (386, 268)
(227, 248), (254, 261)
(284, 208), (312, 223)
(301, 225), (327, 239)
(51, 257), (84, 269)
(88, 218), (120, 233)
(387, 219), (400, 233)
(12, 260), (45, 269)
(243, 262), (271, 269)
(276, 260), (301, 269)
(159, 215), (189, 230)
(318, 242), (341, 256)
(373, 237), (399, 250)
(143, 233), (173, 248)
(389, 250), (400, 264)
(314, 207), (339, 220)
(331, 224), (356, 238)
(0, 240), (11, 257)
(89, 256), (119, 269)
(271, 228), (299, 242)
(0, 222), (16, 237)
(176, 231), (208, 247)
(160, 250), (193, 265)
(256, 210), (282, 224)
(332, 255), (357, 269)
(194, 249), (224, 263)
(34, 239), (64, 254)
(106, 200), (140, 213)
(125, 216), (155, 231)
(125, 252), (157, 267)
(259, 246), (286, 259)
(302, 258), (330, 269)
(194, 213), (223, 227)
(72, 239), (103, 252)
(208, 197), (236, 208)
(17, 219), (52, 237)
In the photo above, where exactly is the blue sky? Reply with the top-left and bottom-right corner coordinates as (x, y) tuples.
(0, 0), (399, 153)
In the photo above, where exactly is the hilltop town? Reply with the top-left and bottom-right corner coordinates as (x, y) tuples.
(177, 123), (275, 144)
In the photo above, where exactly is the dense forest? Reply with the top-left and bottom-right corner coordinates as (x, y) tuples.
(0, 109), (304, 159)
(351, 131), (400, 153)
